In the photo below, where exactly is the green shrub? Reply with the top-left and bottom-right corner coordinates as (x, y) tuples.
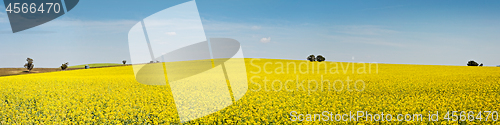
(316, 55), (325, 62)
(61, 62), (69, 70)
(467, 60), (479, 66)
(24, 58), (34, 72)
(307, 55), (315, 62)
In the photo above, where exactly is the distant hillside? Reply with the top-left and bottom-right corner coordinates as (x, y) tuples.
(68, 63), (124, 68)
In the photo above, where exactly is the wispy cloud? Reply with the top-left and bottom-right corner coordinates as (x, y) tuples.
(360, 5), (406, 11)
(165, 32), (177, 36)
(251, 26), (261, 30)
(201, 19), (248, 31)
(201, 19), (277, 31)
(333, 25), (399, 35)
(33, 18), (137, 34)
(326, 25), (406, 47)
(327, 35), (406, 47)
(0, 14), (131, 33)
(0, 12), (7, 23)
(260, 37), (271, 43)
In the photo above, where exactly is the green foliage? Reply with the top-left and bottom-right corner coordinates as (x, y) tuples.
(467, 60), (479, 66)
(316, 55), (325, 62)
(24, 58), (34, 72)
(307, 55), (315, 62)
(61, 62), (69, 70)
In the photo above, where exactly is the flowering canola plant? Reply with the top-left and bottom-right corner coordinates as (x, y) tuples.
(0, 58), (498, 124)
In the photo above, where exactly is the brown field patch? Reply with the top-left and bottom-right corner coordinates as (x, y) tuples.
(0, 64), (129, 77)
(0, 68), (82, 77)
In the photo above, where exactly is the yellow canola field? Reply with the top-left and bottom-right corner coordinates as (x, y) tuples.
(0, 58), (499, 124)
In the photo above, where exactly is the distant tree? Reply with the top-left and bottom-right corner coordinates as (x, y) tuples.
(122, 60), (127, 65)
(24, 58), (34, 72)
(60, 62), (69, 70)
(479, 63), (483, 67)
(316, 55), (326, 62)
(307, 55), (316, 62)
(467, 60), (479, 66)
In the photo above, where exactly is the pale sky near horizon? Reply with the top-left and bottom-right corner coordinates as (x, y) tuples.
(0, 0), (499, 67)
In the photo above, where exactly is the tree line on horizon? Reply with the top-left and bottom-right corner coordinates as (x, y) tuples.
(21, 58), (129, 72)
(467, 60), (485, 67)
(17, 57), (500, 72)
(307, 55), (325, 62)
(304, 56), (497, 67)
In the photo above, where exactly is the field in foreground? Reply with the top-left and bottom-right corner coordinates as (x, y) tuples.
(0, 58), (498, 124)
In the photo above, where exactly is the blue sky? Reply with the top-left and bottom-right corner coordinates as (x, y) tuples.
(0, 0), (499, 67)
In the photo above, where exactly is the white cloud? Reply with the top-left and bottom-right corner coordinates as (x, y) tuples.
(260, 37), (271, 43)
(39, 18), (137, 33)
(325, 25), (406, 47)
(251, 26), (261, 30)
(0, 12), (6, 23)
(333, 25), (398, 35)
(201, 19), (274, 31)
(327, 35), (405, 47)
(361, 5), (405, 11)
(165, 32), (177, 36)
(0, 17), (138, 34)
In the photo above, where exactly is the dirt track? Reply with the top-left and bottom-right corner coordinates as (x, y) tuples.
(0, 65), (130, 77)
(0, 68), (83, 77)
